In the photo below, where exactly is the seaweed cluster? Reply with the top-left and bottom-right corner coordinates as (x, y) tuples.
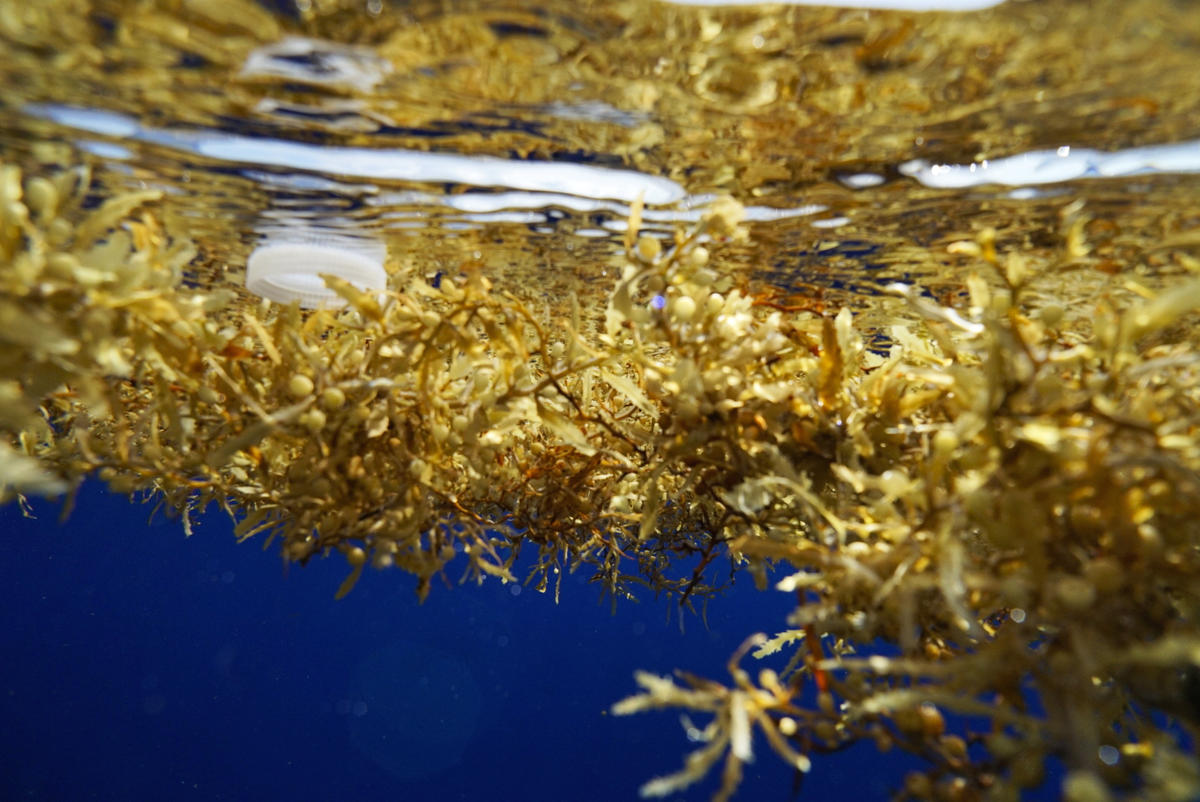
(4, 156), (1200, 801)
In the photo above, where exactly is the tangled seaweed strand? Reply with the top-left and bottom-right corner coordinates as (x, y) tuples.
(3, 157), (1200, 801)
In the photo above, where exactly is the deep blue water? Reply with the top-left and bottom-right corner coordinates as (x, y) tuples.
(3, 484), (932, 801)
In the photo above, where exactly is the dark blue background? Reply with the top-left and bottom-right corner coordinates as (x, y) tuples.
(2, 483), (922, 801)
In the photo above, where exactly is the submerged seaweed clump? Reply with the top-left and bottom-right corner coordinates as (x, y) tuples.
(4, 156), (1200, 801)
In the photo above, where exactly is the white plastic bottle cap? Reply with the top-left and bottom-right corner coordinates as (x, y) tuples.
(246, 231), (387, 309)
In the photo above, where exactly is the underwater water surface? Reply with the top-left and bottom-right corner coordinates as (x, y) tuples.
(4, 0), (1198, 314)
(2, 0), (1200, 799)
